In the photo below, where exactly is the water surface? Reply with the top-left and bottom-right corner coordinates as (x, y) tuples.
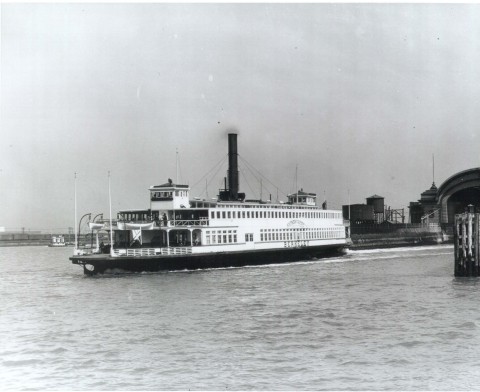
(1, 245), (479, 390)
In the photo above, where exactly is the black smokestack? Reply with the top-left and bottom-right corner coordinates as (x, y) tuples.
(228, 133), (239, 200)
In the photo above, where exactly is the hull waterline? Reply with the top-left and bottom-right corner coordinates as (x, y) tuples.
(70, 245), (345, 275)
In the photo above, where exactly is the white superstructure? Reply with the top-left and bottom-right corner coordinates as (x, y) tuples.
(108, 179), (349, 258)
(73, 133), (350, 273)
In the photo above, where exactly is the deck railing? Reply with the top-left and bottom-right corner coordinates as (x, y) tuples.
(170, 219), (209, 227)
(113, 219), (209, 228)
(113, 247), (193, 257)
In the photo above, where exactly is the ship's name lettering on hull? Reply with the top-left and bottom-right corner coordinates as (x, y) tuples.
(284, 240), (309, 248)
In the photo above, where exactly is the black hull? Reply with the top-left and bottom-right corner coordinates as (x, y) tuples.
(70, 245), (346, 275)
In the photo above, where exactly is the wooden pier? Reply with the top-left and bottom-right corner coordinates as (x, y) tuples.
(454, 207), (480, 277)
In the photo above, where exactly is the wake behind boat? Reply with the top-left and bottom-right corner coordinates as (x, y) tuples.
(70, 133), (351, 275)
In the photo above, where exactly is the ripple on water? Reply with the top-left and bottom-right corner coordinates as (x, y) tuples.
(396, 340), (425, 348)
(455, 321), (477, 329)
(4, 245), (480, 390)
(3, 359), (43, 368)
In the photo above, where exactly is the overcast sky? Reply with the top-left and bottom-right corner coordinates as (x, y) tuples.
(1, 3), (480, 231)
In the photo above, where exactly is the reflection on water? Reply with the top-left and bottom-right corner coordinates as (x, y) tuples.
(2, 244), (480, 390)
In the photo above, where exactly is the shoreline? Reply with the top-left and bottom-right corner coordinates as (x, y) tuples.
(0, 236), (451, 250)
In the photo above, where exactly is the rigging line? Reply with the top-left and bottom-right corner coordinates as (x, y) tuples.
(239, 157), (261, 183)
(238, 155), (289, 198)
(197, 187), (206, 198)
(197, 177), (209, 198)
(240, 168), (257, 198)
(195, 159), (227, 199)
(200, 177), (214, 198)
(191, 154), (227, 189)
(238, 155), (262, 183)
(239, 167), (256, 199)
(216, 175), (225, 195)
(190, 154), (228, 189)
(238, 155), (288, 197)
(240, 161), (278, 201)
(207, 157), (229, 190)
(199, 167), (222, 198)
(237, 156), (274, 194)
(244, 164), (276, 199)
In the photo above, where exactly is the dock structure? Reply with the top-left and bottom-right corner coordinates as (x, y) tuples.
(454, 206), (480, 277)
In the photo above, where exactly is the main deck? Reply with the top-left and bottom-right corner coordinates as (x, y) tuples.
(70, 242), (346, 275)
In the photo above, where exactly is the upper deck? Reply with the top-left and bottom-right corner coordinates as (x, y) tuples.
(117, 198), (343, 230)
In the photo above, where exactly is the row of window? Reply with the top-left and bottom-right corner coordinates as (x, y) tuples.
(204, 227), (344, 245)
(260, 227), (344, 242)
(210, 210), (341, 220)
(151, 190), (188, 199)
(205, 230), (238, 245)
(217, 204), (320, 210)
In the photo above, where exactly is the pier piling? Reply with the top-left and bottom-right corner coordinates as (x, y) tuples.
(454, 206), (480, 277)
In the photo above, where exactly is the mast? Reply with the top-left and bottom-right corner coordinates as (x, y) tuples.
(108, 171), (114, 256)
(295, 164), (298, 204)
(176, 148), (179, 184)
(432, 153), (435, 186)
(348, 188), (351, 220)
(74, 172), (78, 251)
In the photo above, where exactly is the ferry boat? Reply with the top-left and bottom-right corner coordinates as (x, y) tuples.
(49, 235), (66, 247)
(70, 133), (351, 274)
